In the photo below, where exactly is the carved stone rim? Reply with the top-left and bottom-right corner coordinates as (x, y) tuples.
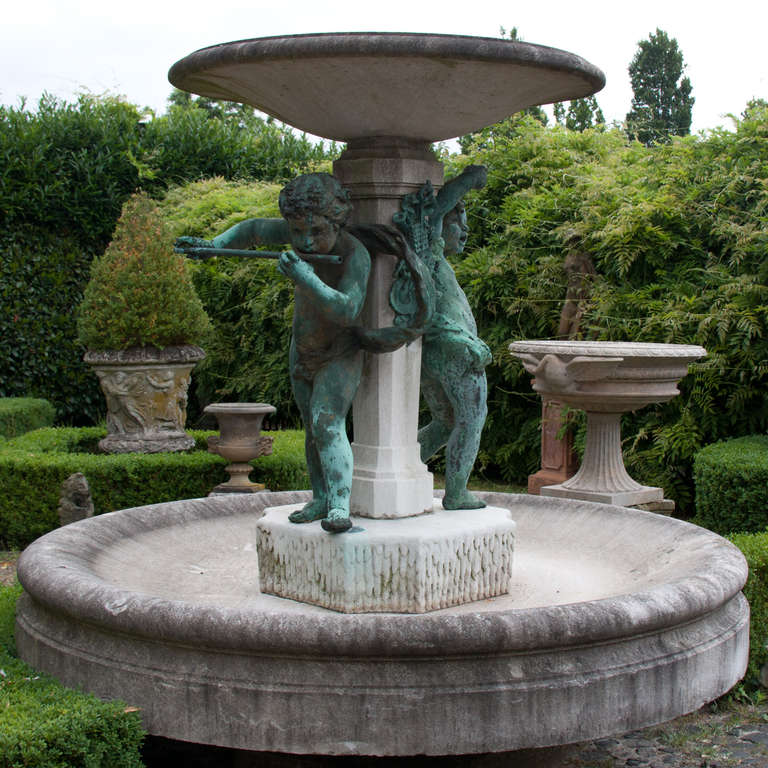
(204, 403), (276, 415)
(172, 33), (605, 85)
(509, 340), (707, 360)
(17, 491), (746, 658)
(84, 345), (206, 366)
(168, 33), (605, 142)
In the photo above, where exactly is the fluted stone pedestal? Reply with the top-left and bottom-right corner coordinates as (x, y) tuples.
(256, 502), (516, 613)
(541, 411), (662, 506)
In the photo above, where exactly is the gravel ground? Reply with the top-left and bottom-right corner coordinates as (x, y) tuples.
(4, 552), (767, 767)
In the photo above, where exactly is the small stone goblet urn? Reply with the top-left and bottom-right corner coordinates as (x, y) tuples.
(204, 403), (276, 493)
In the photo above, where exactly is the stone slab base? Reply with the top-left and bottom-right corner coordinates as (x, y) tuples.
(633, 498), (676, 515)
(256, 502), (516, 613)
(541, 483), (663, 506)
(528, 469), (573, 495)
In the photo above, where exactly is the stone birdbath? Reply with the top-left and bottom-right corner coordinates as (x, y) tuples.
(204, 403), (275, 493)
(509, 340), (707, 505)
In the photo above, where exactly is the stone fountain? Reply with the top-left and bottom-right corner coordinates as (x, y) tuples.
(15, 33), (748, 764)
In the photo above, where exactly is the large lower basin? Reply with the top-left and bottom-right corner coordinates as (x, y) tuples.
(16, 491), (748, 757)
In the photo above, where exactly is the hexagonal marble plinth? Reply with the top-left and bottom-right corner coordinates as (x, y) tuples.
(256, 502), (516, 613)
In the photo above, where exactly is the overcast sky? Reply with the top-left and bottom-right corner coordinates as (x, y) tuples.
(3, 0), (767, 140)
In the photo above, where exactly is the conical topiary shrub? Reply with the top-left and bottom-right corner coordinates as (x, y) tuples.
(78, 193), (210, 453)
(78, 193), (210, 351)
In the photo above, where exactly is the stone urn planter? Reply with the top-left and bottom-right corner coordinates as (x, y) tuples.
(85, 345), (205, 454)
(510, 340), (706, 506)
(204, 403), (276, 493)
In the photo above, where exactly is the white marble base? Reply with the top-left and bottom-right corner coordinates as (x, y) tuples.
(541, 483), (663, 506)
(256, 502), (516, 613)
(350, 442), (434, 518)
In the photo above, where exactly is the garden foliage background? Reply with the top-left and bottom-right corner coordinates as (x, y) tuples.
(2, 95), (767, 514)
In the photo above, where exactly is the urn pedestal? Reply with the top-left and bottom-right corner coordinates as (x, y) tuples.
(204, 402), (276, 493)
(85, 345), (205, 454)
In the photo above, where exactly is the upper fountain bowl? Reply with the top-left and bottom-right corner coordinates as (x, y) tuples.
(168, 32), (605, 142)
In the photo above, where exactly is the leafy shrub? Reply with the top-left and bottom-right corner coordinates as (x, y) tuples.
(140, 104), (332, 187)
(0, 228), (104, 424)
(0, 427), (308, 549)
(694, 436), (768, 535)
(0, 94), (333, 427)
(0, 398), (55, 437)
(157, 179), (298, 426)
(452, 105), (768, 508)
(729, 530), (768, 685)
(0, 583), (146, 768)
(0, 94), (143, 252)
(78, 193), (210, 351)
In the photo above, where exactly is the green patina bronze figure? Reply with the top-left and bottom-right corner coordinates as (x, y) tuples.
(396, 165), (491, 510)
(177, 173), (370, 533)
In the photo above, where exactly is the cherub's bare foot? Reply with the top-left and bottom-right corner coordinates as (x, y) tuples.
(442, 490), (487, 510)
(321, 508), (352, 533)
(289, 499), (327, 524)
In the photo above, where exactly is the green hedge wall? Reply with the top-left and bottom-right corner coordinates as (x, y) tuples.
(0, 94), (334, 426)
(0, 427), (308, 549)
(694, 436), (768, 535)
(0, 228), (104, 424)
(0, 583), (146, 768)
(0, 398), (55, 438)
(729, 530), (768, 685)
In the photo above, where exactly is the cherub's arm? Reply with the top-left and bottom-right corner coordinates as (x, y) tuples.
(176, 218), (290, 253)
(212, 218), (289, 249)
(433, 164), (488, 220)
(279, 233), (371, 326)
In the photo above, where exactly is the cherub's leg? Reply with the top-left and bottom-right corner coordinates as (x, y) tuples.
(310, 353), (363, 533)
(288, 374), (327, 523)
(442, 369), (488, 510)
(418, 369), (454, 464)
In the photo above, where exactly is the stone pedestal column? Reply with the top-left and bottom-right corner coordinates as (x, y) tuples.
(528, 397), (579, 495)
(333, 138), (442, 518)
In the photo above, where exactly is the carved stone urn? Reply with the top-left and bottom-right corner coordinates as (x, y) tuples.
(509, 340), (706, 506)
(85, 345), (205, 454)
(204, 403), (276, 493)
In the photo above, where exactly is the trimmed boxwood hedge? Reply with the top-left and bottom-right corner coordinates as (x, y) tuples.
(729, 530), (768, 685)
(0, 398), (56, 438)
(694, 435), (768, 535)
(0, 427), (308, 549)
(0, 583), (146, 767)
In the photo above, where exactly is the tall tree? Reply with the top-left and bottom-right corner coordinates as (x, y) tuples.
(625, 29), (694, 145)
(554, 97), (605, 132)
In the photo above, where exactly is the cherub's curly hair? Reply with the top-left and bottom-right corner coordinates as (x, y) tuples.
(278, 173), (352, 226)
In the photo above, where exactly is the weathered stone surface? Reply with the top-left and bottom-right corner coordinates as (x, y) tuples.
(16, 491), (748, 756)
(527, 397), (578, 494)
(168, 34), (605, 142)
(85, 345), (205, 454)
(204, 403), (275, 493)
(57, 473), (94, 526)
(256, 502), (515, 612)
